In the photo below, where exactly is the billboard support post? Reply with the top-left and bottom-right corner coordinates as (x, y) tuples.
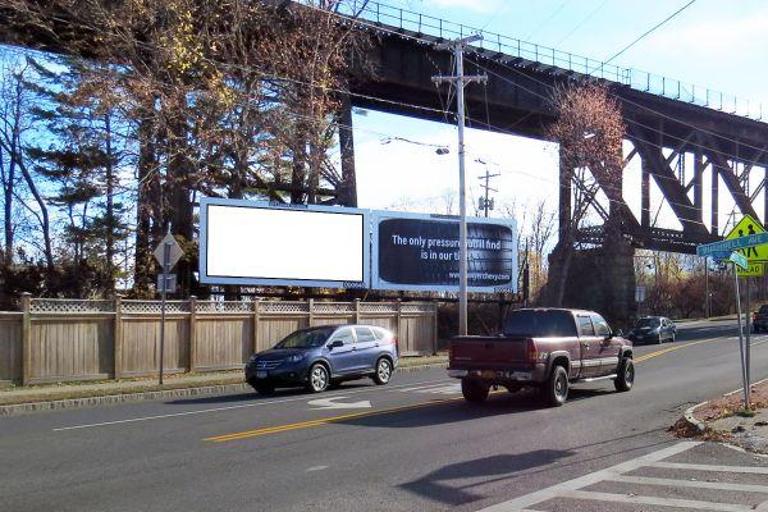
(433, 34), (487, 336)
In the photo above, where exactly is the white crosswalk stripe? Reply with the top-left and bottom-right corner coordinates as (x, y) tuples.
(477, 441), (768, 512)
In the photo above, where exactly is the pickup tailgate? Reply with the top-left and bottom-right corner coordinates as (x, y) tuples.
(450, 336), (531, 369)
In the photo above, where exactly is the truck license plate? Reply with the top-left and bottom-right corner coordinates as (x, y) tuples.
(256, 371), (268, 378)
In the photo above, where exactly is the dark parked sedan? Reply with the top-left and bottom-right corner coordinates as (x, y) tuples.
(245, 324), (399, 394)
(627, 316), (676, 344)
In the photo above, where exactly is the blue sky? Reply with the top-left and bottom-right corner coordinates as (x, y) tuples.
(353, 0), (768, 236)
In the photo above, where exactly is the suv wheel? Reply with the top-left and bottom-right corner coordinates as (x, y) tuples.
(614, 357), (635, 392)
(461, 378), (489, 403)
(307, 363), (330, 393)
(372, 358), (393, 385)
(541, 365), (569, 407)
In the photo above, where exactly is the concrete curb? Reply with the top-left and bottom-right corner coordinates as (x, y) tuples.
(683, 401), (710, 434)
(680, 377), (768, 435)
(0, 362), (448, 417)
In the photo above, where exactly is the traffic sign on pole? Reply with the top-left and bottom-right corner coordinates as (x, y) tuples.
(153, 229), (184, 386)
(696, 232), (768, 257)
(153, 232), (183, 269)
(729, 250), (748, 270)
(725, 214), (767, 277)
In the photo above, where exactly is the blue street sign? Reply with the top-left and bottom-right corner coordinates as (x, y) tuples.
(729, 251), (748, 270)
(697, 232), (768, 257)
(709, 251), (732, 261)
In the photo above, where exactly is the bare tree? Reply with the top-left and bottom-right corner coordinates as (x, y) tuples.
(528, 200), (556, 298)
(2, 0), (370, 296)
(546, 82), (625, 306)
(0, 60), (54, 271)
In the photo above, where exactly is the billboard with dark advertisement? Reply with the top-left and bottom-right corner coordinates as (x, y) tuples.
(371, 211), (517, 293)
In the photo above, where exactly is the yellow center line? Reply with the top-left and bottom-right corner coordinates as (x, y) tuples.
(205, 336), (734, 443)
(635, 336), (730, 363)
(204, 397), (464, 443)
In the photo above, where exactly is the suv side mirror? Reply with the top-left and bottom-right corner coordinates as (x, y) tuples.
(615, 329), (623, 338)
(328, 339), (344, 349)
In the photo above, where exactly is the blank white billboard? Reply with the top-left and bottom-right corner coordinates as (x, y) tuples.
(200, 198), (368, 288)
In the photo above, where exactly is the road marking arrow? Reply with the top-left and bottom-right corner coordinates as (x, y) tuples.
(307, 396), (372, 410)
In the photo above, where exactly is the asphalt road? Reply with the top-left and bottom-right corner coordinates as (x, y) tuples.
(2, 319), (768, 512)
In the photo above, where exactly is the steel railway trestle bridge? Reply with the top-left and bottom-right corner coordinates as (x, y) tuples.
(3, 1), (768, 256)
(334, 1), (768, 255)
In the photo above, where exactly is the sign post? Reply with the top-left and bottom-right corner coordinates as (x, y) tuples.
(153, 229), (184, 386)
(732, 261), (749, 409)
(699, 239), (752, 410)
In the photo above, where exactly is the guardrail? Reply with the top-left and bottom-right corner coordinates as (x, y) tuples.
(338, 0), (764, 122)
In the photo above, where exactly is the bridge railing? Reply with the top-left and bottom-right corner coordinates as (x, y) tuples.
(339, 1), (764, 122)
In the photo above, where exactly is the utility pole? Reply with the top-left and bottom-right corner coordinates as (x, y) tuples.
(476, 163), (500, 218)
(432, 34), (487, 336)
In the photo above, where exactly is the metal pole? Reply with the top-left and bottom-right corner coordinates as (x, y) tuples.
(745, 277), (752, 406)
(733, 266), (749, 409)
(483, 170), (490, 218)
(704, 258), (710, 318)
(159, 241), (170, 386)
(455, 43), (469, 336)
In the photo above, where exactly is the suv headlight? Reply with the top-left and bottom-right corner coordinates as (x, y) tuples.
(287, 354), (305, 363)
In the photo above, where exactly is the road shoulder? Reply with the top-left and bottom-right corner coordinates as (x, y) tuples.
(676, 377), (768, 455)
(0, 357), (447, 416)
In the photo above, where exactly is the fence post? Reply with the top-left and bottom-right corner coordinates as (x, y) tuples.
(433, 303), (438, 355)
(114, 295), (123, 380)
(20, 292), (31, 386)
(396, 299), (404, 353)
(308, 298), (315, 327)
(188, 296), (197, 372)
(354, 298), (361, 324)
(252, 299), (260, 354)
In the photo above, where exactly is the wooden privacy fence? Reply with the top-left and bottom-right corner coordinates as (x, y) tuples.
(0, 294), (437, 386)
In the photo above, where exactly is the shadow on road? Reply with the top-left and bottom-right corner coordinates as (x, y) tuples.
(335, 387), (614, 431)
(399, 449), (575, 506)
(398, 427), (669, 506)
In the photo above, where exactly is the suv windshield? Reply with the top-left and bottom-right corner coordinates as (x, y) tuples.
(275, 327), (334, 349)
(636, 318), (660, 328)
(760, 305), (768, 314)
(503, 310), (577, 337)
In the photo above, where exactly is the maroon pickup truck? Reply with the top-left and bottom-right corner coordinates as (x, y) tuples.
(448, 308), (634, 407)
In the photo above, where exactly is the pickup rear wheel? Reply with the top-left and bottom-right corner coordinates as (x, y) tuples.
(614, 357), (635, 392)
(541, 365), (569, 407)
(461, 379), (490, 403)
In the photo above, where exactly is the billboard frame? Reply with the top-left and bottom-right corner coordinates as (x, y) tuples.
(370, 210), (517, 293)
(199, 197), (370, 289)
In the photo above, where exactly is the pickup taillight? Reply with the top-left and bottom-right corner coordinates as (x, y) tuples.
(525, 338), (537, 363)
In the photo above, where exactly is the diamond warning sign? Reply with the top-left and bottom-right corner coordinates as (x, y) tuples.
(725, 214), (767, 277)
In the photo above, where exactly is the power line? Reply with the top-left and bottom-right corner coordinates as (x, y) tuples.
(525, 0), (569, 40)
(603, 0), (698, 65)
(555, 0), (610, 46)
